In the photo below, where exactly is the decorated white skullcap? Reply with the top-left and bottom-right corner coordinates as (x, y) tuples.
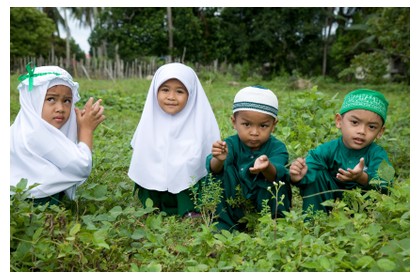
(232, 85), (278, 118)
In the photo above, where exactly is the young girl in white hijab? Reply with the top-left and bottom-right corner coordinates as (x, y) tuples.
(128, 63), (220, 217)
(10, 63), (105, 205)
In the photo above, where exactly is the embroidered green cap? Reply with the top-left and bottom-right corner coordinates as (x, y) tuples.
(339, 89), (389, 123)
(232, 85), (278, 118)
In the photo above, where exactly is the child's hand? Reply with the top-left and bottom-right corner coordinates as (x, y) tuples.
(289, 157), (307, 183)
(336, 157), (367, 184)
(75, 97), (105, 132)
(212, 140), (228, 161)
(249, 155), (269, 174)
(75, 97), (105, 150)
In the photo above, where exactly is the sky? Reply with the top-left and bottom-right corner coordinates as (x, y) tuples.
(60, 10), (91, 54)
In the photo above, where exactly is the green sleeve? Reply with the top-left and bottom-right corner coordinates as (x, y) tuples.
(267, 138), (289, 180)
(296, 141), (334, 186)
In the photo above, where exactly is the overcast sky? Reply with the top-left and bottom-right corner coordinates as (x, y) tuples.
(59, 10), (91, 54)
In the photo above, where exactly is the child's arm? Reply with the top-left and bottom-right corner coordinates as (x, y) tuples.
(249, 155), (277, 182)
(210, 140), (228, 174)
(75, 97), (105, 150)
(289, 157), (308, 183)
(336, 157), (368, 186)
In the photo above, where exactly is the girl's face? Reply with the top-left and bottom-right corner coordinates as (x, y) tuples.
(231, 110), (277, 151)
(335, 109), (385, 150)
(41, 85), (73, 129)
(157, 79), (189, 115)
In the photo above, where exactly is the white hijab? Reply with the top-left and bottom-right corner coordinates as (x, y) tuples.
(128, 63), (220, 194)
(10, 64), (92, 199)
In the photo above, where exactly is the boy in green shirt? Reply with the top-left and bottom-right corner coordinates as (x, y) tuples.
(289, 89), (393, 213)
(207, 86), (291, 231)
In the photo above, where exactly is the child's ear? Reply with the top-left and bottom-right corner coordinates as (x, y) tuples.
(231, 115), (236, 129)
(335, 113), (343, 128)
(271, 118), (278, 132)
(376, 126), (385, 139)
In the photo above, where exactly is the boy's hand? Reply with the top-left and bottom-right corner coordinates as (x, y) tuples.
(289, 157), (307, 183)
(249, 155), (269, 174)
(212, 140), (228, 162)
(336, 157), (368, 185)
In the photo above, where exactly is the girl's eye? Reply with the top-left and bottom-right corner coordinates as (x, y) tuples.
(46, 97), (55, 102)
(369, 125), (377, 130)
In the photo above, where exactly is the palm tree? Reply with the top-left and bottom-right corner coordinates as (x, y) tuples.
(70, 7), (104, 59)
(41, 7), (72, 68)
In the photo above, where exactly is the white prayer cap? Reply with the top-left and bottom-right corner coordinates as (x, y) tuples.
(232, 85), (278, 118)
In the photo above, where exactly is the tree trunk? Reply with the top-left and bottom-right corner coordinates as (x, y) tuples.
(64, 9), (71, 69)
(167, 7), (173, 62)
(322, 9), (333, 77)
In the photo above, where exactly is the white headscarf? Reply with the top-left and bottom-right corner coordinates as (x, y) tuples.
(128, 63), (220, 194)
(10, 64), (92, 199)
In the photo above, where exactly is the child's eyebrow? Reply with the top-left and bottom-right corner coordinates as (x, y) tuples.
(45, 92), (72, 98)
(349, 114), (380, 124)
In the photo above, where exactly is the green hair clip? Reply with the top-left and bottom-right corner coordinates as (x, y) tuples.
(18, 62), (61, 91)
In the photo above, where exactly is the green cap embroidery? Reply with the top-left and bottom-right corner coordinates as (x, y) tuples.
(18, 62), (61, 91)
(339, 89), (389, 123)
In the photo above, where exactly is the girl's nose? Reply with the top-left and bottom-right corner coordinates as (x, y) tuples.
(167, 91), (176, 100)
(55, 102), (64, 112)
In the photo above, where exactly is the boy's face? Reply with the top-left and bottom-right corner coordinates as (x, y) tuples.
(335, 109), (385, 150)
(157, 79), (189, 115)
(42, 85), (73, 129)
(231, 110), (277, 151)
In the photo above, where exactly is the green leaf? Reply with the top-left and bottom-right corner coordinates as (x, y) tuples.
(356, 256), (374, 269)
(145, 198), (154, 208)
(377, 258), (396, 271)
(69, 223), (81, 236)
(319, 256), (331, 271)
(131, 229), (146, 240)
(377, 160), (395, 182)
(93, 229), (110, 249)
(109, 206), (123, 218)
(32, 227), (43, 241)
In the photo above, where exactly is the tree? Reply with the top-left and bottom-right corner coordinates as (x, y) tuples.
(90, 8), (167, 61)
(10, 7), (55, 58)
(333, 7), (409, 83)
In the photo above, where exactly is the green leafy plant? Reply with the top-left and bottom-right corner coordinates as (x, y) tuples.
(191, 174), (223, 227)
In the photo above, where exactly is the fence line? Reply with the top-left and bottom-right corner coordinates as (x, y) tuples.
(10, 56), (229, 80)
(10, 56), (164, 80)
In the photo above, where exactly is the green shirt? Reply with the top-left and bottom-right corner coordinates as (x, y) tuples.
(209, 134), (289, 198)
(206, 134), (291, 230)
(297, 137), (392, 191)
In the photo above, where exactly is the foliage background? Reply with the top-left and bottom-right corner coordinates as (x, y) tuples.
(10, 7), (410, 83)
(9, 70), (410, 272)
